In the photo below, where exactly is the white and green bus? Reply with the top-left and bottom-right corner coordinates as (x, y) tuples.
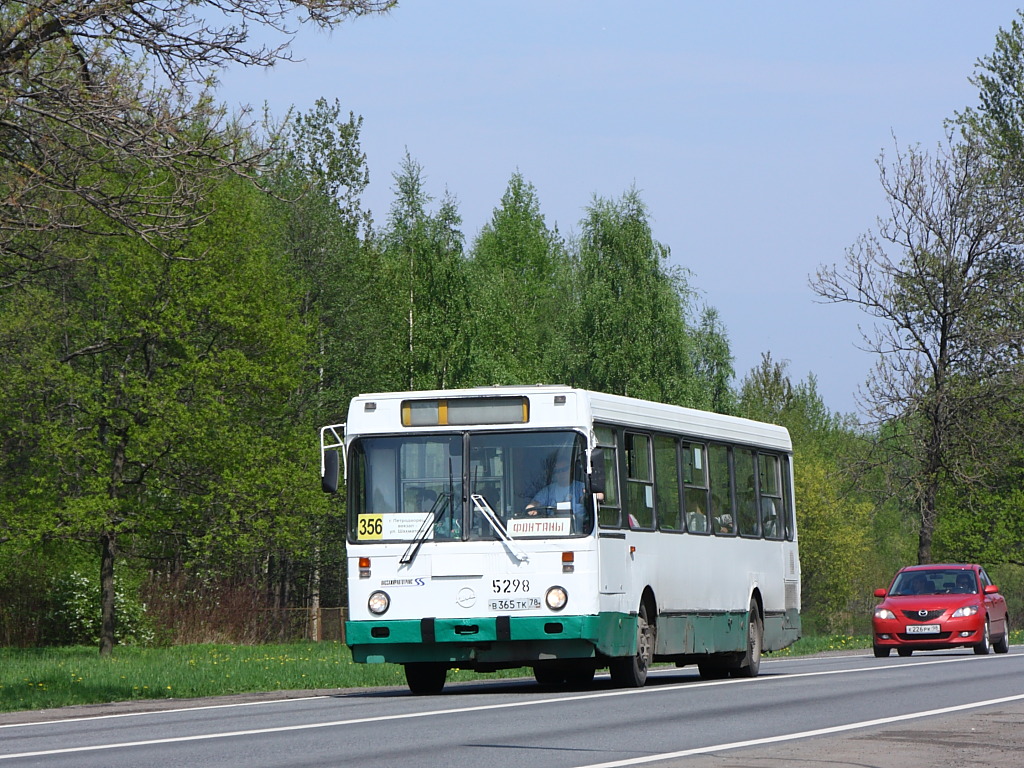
(320, 386), (800, 694)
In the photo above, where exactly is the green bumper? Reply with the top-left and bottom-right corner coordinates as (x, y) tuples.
(346, 612), (634, 665)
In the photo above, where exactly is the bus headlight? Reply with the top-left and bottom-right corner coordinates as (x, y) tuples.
(545, 586), (568, 611)
(368, 591), (391, 615)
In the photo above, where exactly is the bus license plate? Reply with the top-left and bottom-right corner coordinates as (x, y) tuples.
(905, 624), (940, 634)
(489, 598), (540, 611)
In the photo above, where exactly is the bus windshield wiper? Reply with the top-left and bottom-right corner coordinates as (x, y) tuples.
(400, 492), (450, 565)
(471, 493), (529, 563)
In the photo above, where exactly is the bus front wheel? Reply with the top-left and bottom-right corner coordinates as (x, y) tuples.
(610, 601), (654, 688)
(404, 662), (446, 695)
(731, 599), (763, 678)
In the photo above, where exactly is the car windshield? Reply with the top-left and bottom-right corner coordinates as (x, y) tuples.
(891, 570), (977, 596)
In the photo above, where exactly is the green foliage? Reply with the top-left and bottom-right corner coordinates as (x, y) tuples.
(957, 10), (1024, 163)
(43, 572), (153, 647)
(567, 189), (700, 406)
(382, 153), (470, 390)
(795, 454), (873, 632)
(465, 173), (572, 386)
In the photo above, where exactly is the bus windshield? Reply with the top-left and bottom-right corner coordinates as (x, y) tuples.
(348, 430), (591, 543)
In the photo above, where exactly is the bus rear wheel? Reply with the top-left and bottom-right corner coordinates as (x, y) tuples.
(610, 601), (654, 688)
(404, 662), (447, 695)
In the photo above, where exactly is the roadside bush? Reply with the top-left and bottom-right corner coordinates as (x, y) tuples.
(42, 571), (153, 646)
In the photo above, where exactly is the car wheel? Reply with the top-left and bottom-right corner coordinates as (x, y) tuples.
(731, 599), (763, 678)
(994, 616), (1010, 654)
(873, 646), (891, 658)
(973, 619), (991, 655)
(610, 600), (653, 688)
(897, 647), (913, 657)
(404, 662), (447, 695)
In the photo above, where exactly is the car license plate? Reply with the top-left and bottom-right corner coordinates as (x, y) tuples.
(489, 598), (540, 611)
(905, 624), (941, 634)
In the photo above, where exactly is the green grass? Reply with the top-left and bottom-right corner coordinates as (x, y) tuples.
(0, 643), (527, 713)
(3, 629), (1022, 714)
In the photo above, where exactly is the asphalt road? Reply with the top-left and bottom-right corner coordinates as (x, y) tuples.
(2, 648), (1022, 767)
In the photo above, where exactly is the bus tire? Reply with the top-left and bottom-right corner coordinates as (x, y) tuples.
(563, 665), (596, 688)
(610, 601), (653, 688)
(404, 662), (447, 695)
(731, 599), (763, 678)
(697, 661), (730, 679)
(533, 665), (564, 687)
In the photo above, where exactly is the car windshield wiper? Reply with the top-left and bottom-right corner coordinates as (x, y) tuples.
(471, 493), (528, 563)
(400, 492), (451, 565)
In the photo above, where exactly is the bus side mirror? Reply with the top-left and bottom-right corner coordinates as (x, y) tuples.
(589, 448), (606, 495)
(322, 449), (340, 494)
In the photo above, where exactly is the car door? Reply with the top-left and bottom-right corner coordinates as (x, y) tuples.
(979, 567), (1008, 635)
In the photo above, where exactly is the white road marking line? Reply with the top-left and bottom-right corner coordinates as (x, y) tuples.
(1, 652), (1021, 759)
(574, 692), (1024, 768)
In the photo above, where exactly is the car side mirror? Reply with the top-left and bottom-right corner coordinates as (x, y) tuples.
(873, 588), (886, 598)
(984, 584), (999, 594)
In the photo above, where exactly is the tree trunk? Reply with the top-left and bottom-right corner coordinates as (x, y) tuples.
(309, 544), (321, 642)
(99, 530), (117, 656)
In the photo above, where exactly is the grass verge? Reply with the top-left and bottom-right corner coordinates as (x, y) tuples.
(3, 629), (1021, 714)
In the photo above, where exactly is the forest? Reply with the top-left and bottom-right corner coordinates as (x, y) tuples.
(2, 1), (1024, 653)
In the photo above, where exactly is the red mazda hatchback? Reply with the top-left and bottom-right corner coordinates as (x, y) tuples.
(872, 563), (1010, 657)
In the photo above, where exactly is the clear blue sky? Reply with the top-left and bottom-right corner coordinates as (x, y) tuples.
(217, 1), (1022, 418)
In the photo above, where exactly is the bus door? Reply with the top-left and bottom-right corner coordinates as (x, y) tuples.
(595, 427), (631, 609)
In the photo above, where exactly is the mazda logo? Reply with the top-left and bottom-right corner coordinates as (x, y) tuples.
(918, 609), (928, 617)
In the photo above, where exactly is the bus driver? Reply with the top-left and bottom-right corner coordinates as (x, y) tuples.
(525, 454), (590, 533)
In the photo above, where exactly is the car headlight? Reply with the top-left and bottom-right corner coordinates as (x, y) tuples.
(952, 605), (978, 618)
(874, 608), (896, 620)
(368, 590), (391, 615)
(545, 586), (568, 611)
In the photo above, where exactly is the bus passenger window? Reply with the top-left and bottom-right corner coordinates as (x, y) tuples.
(625, 433), (654, 529)
(708, 444), (734, 535)
(681, 443), (709, 533)
(654, 435), (682, 531)
(735, 448), (759, 537)
(759, 453), (784, 540)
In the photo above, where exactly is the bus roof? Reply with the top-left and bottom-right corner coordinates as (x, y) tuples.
(346, 386), (792, 452)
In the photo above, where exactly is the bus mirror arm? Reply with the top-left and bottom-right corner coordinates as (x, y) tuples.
(320, 423), (345, 494)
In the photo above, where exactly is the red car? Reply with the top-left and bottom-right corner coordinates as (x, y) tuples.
(872, 563), (1010, 657)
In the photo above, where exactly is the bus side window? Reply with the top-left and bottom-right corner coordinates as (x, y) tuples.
(782, 455), (795, 540)
(681, 443), (709, 534)
(735, 447), (759, 537)
(759, 453), (784, 540)
(654, 434), (682, 531)
(708, 444), (734, 535)
(595, 426), (621, 528)
(625, 432), (654, 529)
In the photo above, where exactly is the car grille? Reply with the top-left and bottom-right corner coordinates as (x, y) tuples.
(898, 631), (952, 641)
(901, 609), (944, 621)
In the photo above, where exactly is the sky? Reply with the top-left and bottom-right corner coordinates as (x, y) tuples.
(216, 1), (1022, 418)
